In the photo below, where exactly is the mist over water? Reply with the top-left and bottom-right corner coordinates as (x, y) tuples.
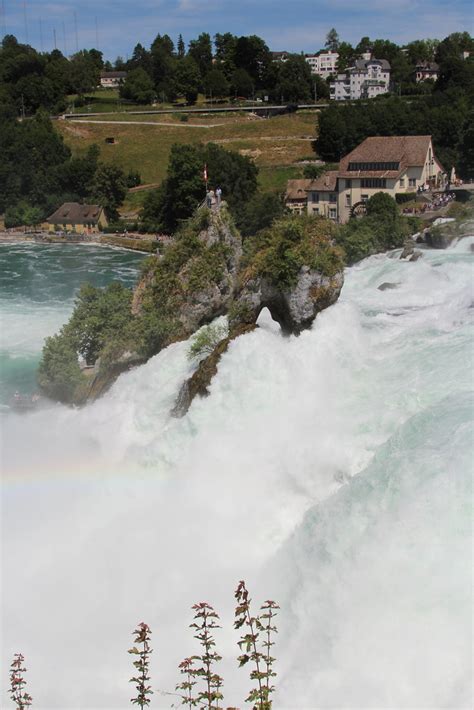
(1, 239), (473, 708)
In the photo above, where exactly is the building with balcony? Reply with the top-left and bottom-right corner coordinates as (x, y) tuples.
(330, 57), (390, 101)
(304, 50), (339, 78)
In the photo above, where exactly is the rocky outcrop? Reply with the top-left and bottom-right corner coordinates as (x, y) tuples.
(231, 267), (344, 335)
(423, 215), (474, 249)
(65, 208), (345, 410)
(378, 282), (399, 291)
(78, 351), (146, 404)
(425, 225), (458, 249)
(132, 207), (241, 335)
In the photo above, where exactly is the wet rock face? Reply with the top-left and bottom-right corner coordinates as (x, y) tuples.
(231, 267), (344, 335)
(378, 282), (400, 291)
(423, 217), (474, 250)
(124, 209), (345, 413)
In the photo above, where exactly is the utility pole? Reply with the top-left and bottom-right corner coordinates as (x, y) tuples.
(39, 18), (44, 52)
(53, 27), (57, 50)
(314, 81), (317, 104)
(95, 16), (99, 50)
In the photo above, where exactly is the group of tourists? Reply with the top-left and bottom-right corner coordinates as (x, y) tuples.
(402, 192), (456, 214)
(206, 187), (223, 209)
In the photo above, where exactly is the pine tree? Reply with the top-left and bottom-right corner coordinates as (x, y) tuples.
(177, 34), (186, 58)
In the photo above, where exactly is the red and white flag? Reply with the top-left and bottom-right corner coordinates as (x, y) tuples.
(203, 164), (208, 181)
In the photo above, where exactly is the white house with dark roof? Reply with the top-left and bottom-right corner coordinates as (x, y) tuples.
(300, 135), (445, 223)
(100, 71), (127, 88)
(330, 57), (390, 101)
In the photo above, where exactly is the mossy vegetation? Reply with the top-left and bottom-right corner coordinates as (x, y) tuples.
(242, 213), (344, 288)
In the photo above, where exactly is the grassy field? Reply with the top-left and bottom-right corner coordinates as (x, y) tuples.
(57, 111), (319, 188)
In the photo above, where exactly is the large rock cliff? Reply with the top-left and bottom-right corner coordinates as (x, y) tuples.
(44, 207), (345, 407)
(164, 209), (345, 415)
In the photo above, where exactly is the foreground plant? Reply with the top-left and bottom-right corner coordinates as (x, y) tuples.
(189, 602), (224, 709)
(176, 656), (197, 708)
(234, 581), (279, 709)
(9, 653), (33, 709)
(187, 323), (229, 362)
(128, 622), (153, 708)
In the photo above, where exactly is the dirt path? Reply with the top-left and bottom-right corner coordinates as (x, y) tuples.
(68, 119), (228, 129)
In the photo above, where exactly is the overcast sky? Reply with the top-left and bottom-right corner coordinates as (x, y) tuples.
(1, 0), (472, 60)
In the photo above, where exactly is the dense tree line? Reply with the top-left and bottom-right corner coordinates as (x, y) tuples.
(0, 102), (134, 225)
(1, 29), (473, 114)
(118, 31), (322, 104)
(0, 34), (105, 114)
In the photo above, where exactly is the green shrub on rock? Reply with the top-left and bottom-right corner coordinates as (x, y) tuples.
(243, 214), (344, 288)
(38, 333), (86, 402)
(187, 322), (229, 362)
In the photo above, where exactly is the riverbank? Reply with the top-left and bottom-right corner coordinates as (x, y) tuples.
(0, 231), (159, 253)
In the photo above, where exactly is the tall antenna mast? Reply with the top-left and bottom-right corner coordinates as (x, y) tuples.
(95, 15), (99, 50)
(39, 17), (44, 52)
(74, 11), (79, 52)
(53, 27), (57, 50)
(23, 1), (28, 43)
(62, 20), (67, 56)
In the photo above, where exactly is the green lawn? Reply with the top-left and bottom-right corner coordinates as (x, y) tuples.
(57, 111), (319, 186)
(258, 165), (305, 192)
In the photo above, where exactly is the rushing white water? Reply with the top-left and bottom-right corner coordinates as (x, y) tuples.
(1, 239), (473, 709)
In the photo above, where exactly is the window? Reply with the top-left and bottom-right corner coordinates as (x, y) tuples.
(409, 178), (416, 187)
(329, 208), (337, 219)
(399, 177), (405, 187)
(345, 179), (351, 189)
(346, 194), (351, 207)
(361, 178), (386, 188)
(348, 161), (399, 171)
(312, 207), (319, 214)
(329, 193), (337, 203)
(312, 192), (319, 202)
(361, 194), (369, 202)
